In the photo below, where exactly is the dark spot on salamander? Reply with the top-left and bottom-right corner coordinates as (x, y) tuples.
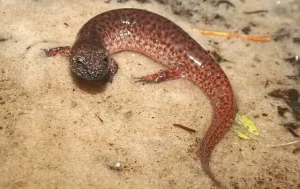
(186, 45), (194, 52)
(150, 23), (157, 30)
(144, 20), (150, 26)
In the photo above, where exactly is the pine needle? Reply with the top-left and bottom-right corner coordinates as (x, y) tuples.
(195, 29), (271, 42)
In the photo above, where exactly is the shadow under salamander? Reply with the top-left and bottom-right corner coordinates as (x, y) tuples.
(70, 71), (109, 94)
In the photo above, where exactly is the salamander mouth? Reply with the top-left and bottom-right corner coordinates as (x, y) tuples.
(83, 67), (109, 80)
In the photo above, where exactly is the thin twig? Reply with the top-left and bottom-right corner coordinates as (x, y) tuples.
(244, 10), (269, 14)
(215, 1), (235, 8)
(173, 124), (197, 133)
(269, 140), (300, 147)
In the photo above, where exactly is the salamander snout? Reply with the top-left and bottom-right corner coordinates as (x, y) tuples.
(70, 42), (110, 80)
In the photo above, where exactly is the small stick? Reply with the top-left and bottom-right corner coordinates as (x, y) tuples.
(264, 79), (270, 88)
(95, 113), (104, 122)
(244, 10), (269, 14)
(173, 124), (197, 133)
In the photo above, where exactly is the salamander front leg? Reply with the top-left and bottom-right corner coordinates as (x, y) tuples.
(102, 58), (119, 83)
(135, 67), (185, 83)
(44, 46), (71, 57)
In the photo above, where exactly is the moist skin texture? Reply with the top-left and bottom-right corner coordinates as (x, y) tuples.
(46, 8), (236, 189)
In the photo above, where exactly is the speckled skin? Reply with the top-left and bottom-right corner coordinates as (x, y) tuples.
(48, 9), (236, 188)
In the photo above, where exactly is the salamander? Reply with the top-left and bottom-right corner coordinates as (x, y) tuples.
(45, 8), (236, 188)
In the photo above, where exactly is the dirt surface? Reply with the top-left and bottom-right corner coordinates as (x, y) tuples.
(0, 0), (300, 189)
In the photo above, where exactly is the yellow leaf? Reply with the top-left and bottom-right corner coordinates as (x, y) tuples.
(235, 113), (259, 136)
(233, 130), (251, 140)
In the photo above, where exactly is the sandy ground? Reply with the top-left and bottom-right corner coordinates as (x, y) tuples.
(0, 0), (300, 189)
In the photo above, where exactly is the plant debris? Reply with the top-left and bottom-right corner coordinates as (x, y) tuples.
(269, 88), (300, 118)
(281, 122), (299, 131)
(277, 106), (289, 118)
(173, 123), (196, 133)
(293, 37), (300, 45)
(241, 26), (251, 35)
(273, 28), (290, 41)
(0, 38), (8, 42)
(135, 0), (150, 3)
(268, 89), (300, 101)
(284, 55), (300, 64)
(264, 79), (270, 88)
(117, 0), (129, 3)
(154, 0), (168, 4)
(195, 29), (271, 41)
(233, 113), (260, 140)
(269, 140), (300, 147)
(243, 10), (268, 14)
(213, 14), (226, 22)
(286, 126), (300, 137)
(214, 1), (235, 8)
(269, 89), (300, 136)
(283, 122), (299, 130)
(95, 114), (104, 122)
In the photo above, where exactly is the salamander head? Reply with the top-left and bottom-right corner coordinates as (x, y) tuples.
(70, 41), (110, 80)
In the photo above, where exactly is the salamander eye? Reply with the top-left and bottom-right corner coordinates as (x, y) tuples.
(76, 56), (84, 64)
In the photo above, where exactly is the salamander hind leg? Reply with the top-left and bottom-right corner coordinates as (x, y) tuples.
(44, 46), (71, 57)
(135, 67), (185, 83)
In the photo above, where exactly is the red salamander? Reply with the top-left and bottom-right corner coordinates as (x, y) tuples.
(46, 8), (236, 188)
